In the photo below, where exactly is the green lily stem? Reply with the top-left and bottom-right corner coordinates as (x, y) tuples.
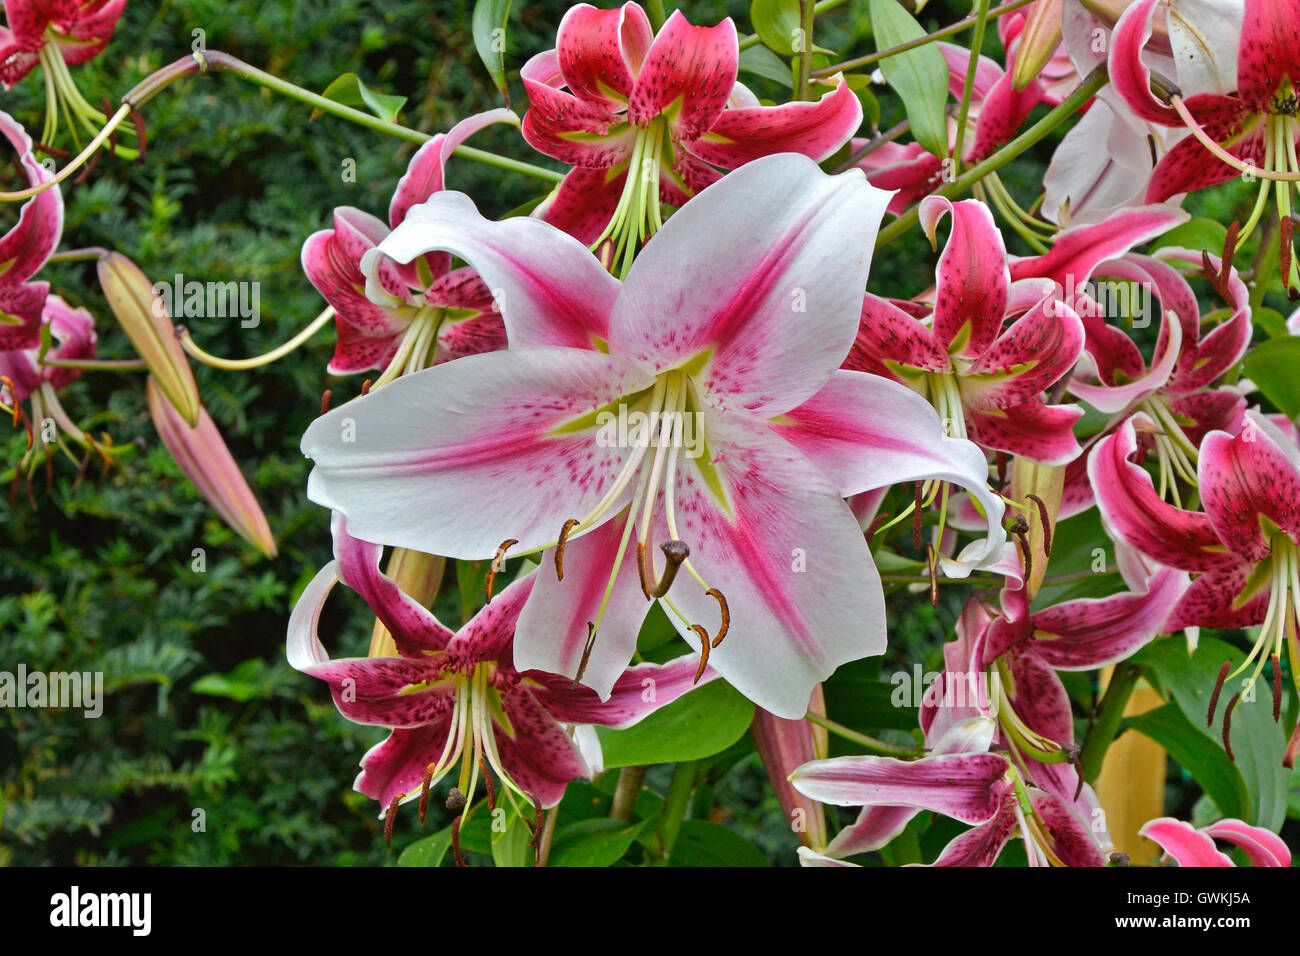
(653, 760), (698, 865)
(876, 66), (1107, 249)
(121, 50), (563, 183)
(952, 0), (992, 167)
(647, 0), (667, 30)
(1079, 661), (1141, 783)
(45, 246), (112, 263)
(610, 765), (647, 822)
(814, 0), (1036, 76)
(797, 0), (817, 100)
(739, 0), (848, 52)
(806, 713), (922, 757)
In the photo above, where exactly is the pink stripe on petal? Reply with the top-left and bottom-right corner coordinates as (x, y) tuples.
(1199, 414), (1300, 563)
(1109, 0), (1182, 125)
(0, 110), (63, 284)
(921, 197), (1010, 358)
(556, 2), (653, 109)
(355, 725), (456, 810)
(1201, 819), (1291, 867)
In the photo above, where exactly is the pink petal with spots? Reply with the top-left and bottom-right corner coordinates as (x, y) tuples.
(845, 295), (951, 378)
(1238, 0), (1300, 113)
(1199, 412), (1300, 564)
(964, 400), (1084, 466)
(1201, 818), (1291, 867)
(533, 166), (628, 245)
(527, 651), (717, 728)
(0, 110), (63, 283)
(520, 49), (636, 167)
(556, 2), (654, 110)
(682, 74), (862, 167)
(1108, 0), (1182, 124)
(851, 139), (944, 216)
(1009, 205), (1189, 289)
(355, 724), (457, 809)
(627, 10), (738, 140)
(494, 687), (590, 807)
(962, 294), (1085, 409)
(1145, 96), (1263, 202)
(921, 197), (1010, 358)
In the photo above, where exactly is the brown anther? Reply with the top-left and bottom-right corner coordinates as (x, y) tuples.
(864, 511), (892, 541)
(651, 540), (689, 597)
(1025, 494), (1053, 556)
(451, 815), (468, 867)
(478, 755), (497, 813)
(485, 538), (517, 602)
(383, 792), (403, 849)
(1272, 653), (1283, 723)
(444, 787), (467, 811)
(555, 518), (579, 581)
(361, 378), (372, 396)
(418, 766), (435, 826)
(912, 482), (924, 551)
(995, 452), (1008, 490)
(926, 544), (939, 607)
(1108, 852), (1131, 867)
(1206, 660), (1232, 726)
(635, 541), (652, 598)
(1222, 690), (1242, 762)
(691, 624), (711, 684)
(707, 588), (730, 648)
(527, 793), (544, 851)
(573, 621), (598, 684)
(320, 389), (332, 415)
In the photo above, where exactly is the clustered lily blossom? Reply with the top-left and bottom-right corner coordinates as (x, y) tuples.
(7, 0), (1300, 869)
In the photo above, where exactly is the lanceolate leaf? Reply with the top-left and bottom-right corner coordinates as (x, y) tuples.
(1243, 337), (1300, 418)
(473, 0), (515, 103)
(868, 0), (949, 157)
(314, 72), (408, 123)
(596, 680), (755, 768)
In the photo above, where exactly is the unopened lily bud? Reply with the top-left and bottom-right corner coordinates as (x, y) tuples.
(146, 376), (277, 558)
(369, 547), (445, 657)
(1011, 0), (1064, 91)
(1010, 457), (1064, 599)
(99, 252), (200, 426)
(754, 686), (829, 850)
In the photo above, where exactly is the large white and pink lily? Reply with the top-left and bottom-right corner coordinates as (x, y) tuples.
(289, 514), (712, 822)
(300, 154), (1006, 719)
(301, 110), (515, 380)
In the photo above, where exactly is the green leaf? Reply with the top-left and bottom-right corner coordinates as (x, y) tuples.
(845, 73), (882, 129)
(191, 659), (272, 702)
(1132, 635), (1289, 828)
(472, 0), (514, 102)
(314, 72), (407, 123)
(491, 806), (534, 867)
(397, 827), (452, 867)
(739, 42), (795, 89)
(751, 0), (803, 56)
(1254, 306), (1289, 339)
(823, 658), (921, 732)
(868, 0), (949, 157)
(1157, 218), (1228, 256)
(595, 680), (754, 768)
(1243, 337), (1300, 418)
(668, 820), (770, 866)
(1126, 703), (1249, 820)
(548, 817), (650, 866)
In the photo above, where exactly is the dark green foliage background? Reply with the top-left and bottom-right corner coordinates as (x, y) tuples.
(2, 0), (1287, 867)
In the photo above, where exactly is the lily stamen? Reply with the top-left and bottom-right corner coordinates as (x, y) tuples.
(554, 518), (580, 581)
(485, 538), (518, 602)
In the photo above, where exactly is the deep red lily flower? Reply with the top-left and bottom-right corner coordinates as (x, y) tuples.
(0, 0), (125, 87)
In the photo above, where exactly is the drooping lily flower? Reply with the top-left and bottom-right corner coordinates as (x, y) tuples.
(791, 713), (1112, 866)
(521, 2), (860, 269)
(0, 0), (128, 149)
(1090, 411), (1300, 761)
(847, 196), (1087, 465)
(288, 514), (711, 818)
(301, 155), (1006, 719)
(301, 110), (515, 381)
(1106, 0), (1300, 287)
(0, 294), (93, 416)
(1140, 816), (1291, 867)
(0, 110), (62, 354)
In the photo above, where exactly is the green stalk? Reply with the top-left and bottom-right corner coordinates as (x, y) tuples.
(876, 66), (1107, 249)
(797, 0), (817, 100)
(952, 0), (991, 167)
(652, 761), (698, 865)
(813, 0), (1036, 76)
(739, 0), (850, 52)
(123, 51), (563, 183)
(806, 713), (922, 757)
(1079, 661), (1141, 782)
